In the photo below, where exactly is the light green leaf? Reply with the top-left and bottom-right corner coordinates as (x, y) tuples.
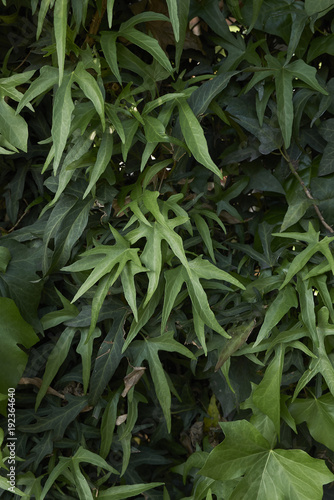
(199, 419), (334, 500)
(290, 393), (334, 451)
(161, 267), (186, 333)
(287, 59), (328, 95)
(0, 98), (28, 152)
(120, 12), (170, 31)
(100, 389), (122, 459)
(84, 127), (113, 198)
(97, 483), (164, 499)
(54, 0), (68, 85)
(192, 213), (215, 262)
(254, 285), (298, 346)
(215, 318), (256, 371)
(297, 274), (317, 342)
(76, 327), (101, 393)
(144, 116), (167, 143)
(52, 73), (74, 173)
(252, 345), (285, 435)
(105, 103), (125, 143)
(275, 68), (293, 148)
(35, 327), (77, 410)
(41, 287), (79, 329)
(37, 0), (52, 39)
(40, 446), (118, 500)
(107, 0), (116, 28)
(166, 0), (179, 41)
(119, 28), (173, 74)
(121, 119), (139, 161)
(16, 66), (58, 114)
(0, 297), (39, 415)
(74, 62), (105, 130)
(101, 32), (121, 84)
(178, 99), (222, 178)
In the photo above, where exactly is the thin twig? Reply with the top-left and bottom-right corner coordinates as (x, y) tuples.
(82, 0), (108, 48)
(282, 149), (334, 233)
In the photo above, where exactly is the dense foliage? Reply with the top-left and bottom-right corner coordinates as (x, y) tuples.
(1, 0), (334, 498)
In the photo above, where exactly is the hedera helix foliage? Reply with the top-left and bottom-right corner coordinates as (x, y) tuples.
(2, 0), (334, 498)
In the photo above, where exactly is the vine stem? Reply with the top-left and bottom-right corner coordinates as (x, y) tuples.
(282, 149), (334, 233)
(82, 0), (108, 48)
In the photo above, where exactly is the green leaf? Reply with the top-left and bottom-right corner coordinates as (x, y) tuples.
(175, 0), (190, 70)
(0, 297), (39, 415)
(119, 27), (173, 75)
(0, 98), (28, 151)
(89, 308), (128, 406)
(189, 72), (238, 117)
(192, 213), (215, 262)
(44, 197), (92, 274)
(40, 446), (118, 500)
(133, 332), (194, 431)
(41, 288), (79, 329)
(54, 0), (68, 85)
(20, 394), (90, 440)
(52, 73), (74, 173)
(121, 119), (139, 161)
(84, 127), (113, 198)
(296, 273), (317, 342)
(246, 0), (264, 33)
(16, 66), (59, 114)
(290, 393), (334, 451)
(215, 318), (256, 371)
(74, 62), (105, 130)
(252, 345), (285, 435)
(100, 389), (122, 459)
(35, 327), (77, 410)
(76, 327), (101, 393)
(98, 482), (164, 499)
(0, 246), (11, 273)
(37, 0), (52, 39)
(100, 32), (122, 85)
(107, 0), (116, 28)
(166, 0), (179, 41)
(178, 99), (222, 179)
(305, 0), (334, 17)
(275, 67), (293, 148)
(199, 419), (334, 500)
(254, 285), (298, 346)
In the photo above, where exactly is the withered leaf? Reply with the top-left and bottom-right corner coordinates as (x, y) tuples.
(121, 366), (146, 397)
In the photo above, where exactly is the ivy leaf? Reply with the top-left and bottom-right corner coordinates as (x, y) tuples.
(0, 98), (28, 152)
(54, 0), (67, 85)
(119, 27), (173, 75)
(0, 297), (39, 415)
(132, 332), (195, 432)
(98, 482), (164, 499)
(252, 345), (285, 435)
(52, 73), (74, 173)
(107, 0), (116, 27)
(16, 66), (58, 114)
(0, 246), (11, 273)
(178, 99), (223, 179)
(74, 62), (105, 130)
(199, 419), (334, 500)
(40, 446), (118, 500)
(290, 393), (334, 451)
(254, 285), (298, 346)
(19, 394), (90, 440)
